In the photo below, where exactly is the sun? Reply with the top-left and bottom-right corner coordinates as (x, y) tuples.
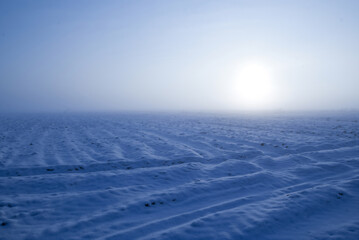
(231, 62), (276, 109)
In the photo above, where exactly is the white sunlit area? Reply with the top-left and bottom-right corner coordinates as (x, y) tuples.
(230, 61), (278, 110)
(0, 1), (358, 240)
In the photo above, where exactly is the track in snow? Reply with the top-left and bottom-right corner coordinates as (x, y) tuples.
(0, 112), (358, 240)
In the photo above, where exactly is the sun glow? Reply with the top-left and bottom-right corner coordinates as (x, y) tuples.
(232, 62), (277, 109)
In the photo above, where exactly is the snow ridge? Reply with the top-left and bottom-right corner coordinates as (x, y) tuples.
(0, 113), (358, 240)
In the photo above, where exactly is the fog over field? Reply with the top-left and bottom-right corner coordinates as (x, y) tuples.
(0, 0), (359, 112)
(0, 1), (359, 240)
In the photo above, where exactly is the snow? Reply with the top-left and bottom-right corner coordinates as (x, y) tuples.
(0, 112), (358, 240)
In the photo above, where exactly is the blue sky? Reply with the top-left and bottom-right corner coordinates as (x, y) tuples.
(0, 0), (358, 112)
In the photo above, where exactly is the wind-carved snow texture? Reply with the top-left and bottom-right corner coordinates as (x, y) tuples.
(0, 113), (358, 240)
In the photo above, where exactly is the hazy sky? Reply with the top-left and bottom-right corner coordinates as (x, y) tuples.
(1, 0), (358, 112)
